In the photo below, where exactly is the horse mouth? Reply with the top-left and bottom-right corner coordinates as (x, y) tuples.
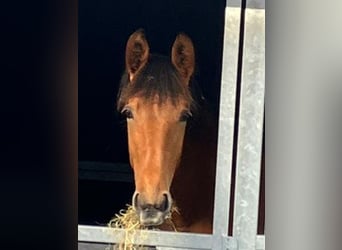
(138, 208), (168, 227)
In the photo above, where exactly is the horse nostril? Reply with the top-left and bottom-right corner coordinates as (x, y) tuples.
(158, 192), (172, 212)
(132, 192), (140, 210)
(160, 194), (168, 211)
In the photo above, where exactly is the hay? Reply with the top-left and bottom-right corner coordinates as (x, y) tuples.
(108, 204), (179, 250)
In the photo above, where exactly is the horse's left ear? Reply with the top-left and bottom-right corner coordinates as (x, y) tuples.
(171, 33), (195, 85)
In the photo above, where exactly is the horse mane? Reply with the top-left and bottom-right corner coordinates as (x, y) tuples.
(117, 54), (205, 114)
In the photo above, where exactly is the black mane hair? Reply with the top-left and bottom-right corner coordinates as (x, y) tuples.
(117, 54), (204, 113)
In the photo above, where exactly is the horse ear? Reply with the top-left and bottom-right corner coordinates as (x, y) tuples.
(125, 29), (150, 82)
(171, 33), (195, 85)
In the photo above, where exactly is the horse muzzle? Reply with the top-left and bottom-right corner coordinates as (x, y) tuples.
(132, 191), (172, 226)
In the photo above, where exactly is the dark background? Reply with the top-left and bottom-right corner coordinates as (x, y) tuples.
(78, 0), (226, 225)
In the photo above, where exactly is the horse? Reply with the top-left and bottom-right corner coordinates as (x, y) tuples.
(117, 29), (218, 233)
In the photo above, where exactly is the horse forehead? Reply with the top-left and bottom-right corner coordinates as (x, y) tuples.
(129, 96), (185, 116)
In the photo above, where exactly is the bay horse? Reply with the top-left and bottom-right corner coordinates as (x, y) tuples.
(117, 29), (217, 233)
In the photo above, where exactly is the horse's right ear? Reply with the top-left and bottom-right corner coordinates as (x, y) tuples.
(125, 29), (150, 82)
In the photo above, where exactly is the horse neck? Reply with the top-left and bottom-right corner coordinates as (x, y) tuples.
(171, 104), (218, 227)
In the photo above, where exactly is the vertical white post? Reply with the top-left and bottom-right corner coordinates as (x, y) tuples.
(212, 3), (242, 249)
(233, 1), (265, 249)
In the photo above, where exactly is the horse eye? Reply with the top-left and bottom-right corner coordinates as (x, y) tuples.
(122, 108), (134, 119)
(179, 110), (192, 122)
